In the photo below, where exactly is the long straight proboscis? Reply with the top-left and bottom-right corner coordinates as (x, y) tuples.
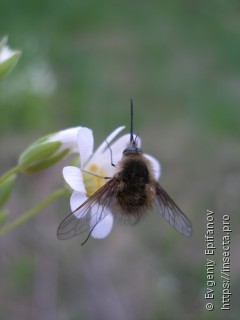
(130, 99), (134, 142)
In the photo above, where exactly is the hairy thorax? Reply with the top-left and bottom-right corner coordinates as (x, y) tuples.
(114, 153), (156, 222)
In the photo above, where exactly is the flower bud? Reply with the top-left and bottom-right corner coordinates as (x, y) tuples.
(18, 127), (82, 174)
(0, 36), (21, 80)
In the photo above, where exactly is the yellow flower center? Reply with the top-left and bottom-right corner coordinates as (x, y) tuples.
(83, 163), (107, 196)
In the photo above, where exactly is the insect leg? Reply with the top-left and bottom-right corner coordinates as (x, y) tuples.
(82, 169), (111, 180)
(105, 140), (115, 167)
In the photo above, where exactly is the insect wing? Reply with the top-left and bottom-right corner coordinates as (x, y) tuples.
(57, 177), (117, 240)
(154, 183), (192, 237)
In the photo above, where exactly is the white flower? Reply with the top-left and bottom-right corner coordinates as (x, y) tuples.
(63, 126), (161, 240)
(0, 36), (21, 79)
(0, 45), (16, 63)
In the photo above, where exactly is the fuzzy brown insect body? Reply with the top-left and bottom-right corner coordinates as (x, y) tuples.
(114, 151), (156, 222)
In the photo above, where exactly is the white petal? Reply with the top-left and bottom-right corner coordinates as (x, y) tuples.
(93, 126), (125, 158)
(0, 46), (16, 62)
(77, 127), (94, 168)
(91, 212), (114, 239)
(110, 133), (141, 156)
(70, 191), (88, 213)
(104, 133), (141, 166)
(145, 154), (161, 180)
(48, 127), (82, 152)
(89, 133), (140, 171)
(86, 133), (142, 178)
(86, 154), (116, 177)
(63, 166), (86, 192)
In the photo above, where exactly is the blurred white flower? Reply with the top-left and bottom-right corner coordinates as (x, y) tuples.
(0, 36), (21, 79)
(63, 126), (161, 240)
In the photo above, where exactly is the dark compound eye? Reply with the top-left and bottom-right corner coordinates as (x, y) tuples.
(123, 146), (143, 155)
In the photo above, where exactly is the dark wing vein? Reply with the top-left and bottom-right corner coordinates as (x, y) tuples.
(154, 183), (192, 237)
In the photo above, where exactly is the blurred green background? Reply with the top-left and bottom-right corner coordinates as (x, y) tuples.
(0, 1), (239, 319)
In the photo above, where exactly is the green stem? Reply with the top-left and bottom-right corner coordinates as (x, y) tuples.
(0, 188), (66, 236)
(0, 166), (20, 186)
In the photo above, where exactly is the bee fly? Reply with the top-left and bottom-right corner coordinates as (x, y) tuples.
(57, 101), (192, 243)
